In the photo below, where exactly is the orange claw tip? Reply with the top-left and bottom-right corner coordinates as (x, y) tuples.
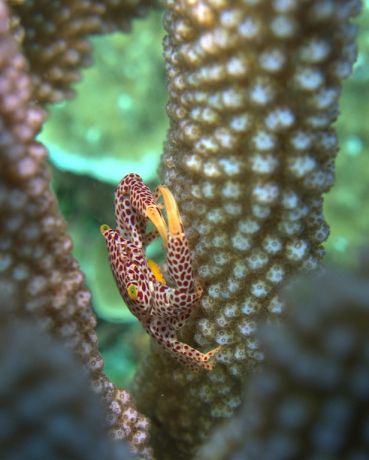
(145, 205), (168, 246)
(157, 185), (182, 236)
(99, 223), (111, 235)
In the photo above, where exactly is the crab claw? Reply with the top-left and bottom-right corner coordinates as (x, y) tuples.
(145, 205), (168, 245)
(156, 185), (183, 236)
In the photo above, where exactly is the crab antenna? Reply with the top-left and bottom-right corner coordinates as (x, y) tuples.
(145, 206), (168, 245)
(157, 185), (182, 236)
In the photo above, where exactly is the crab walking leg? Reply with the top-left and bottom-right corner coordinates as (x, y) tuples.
(147, 318), (220, 370)
(151, 283), (200, 323)
(99, 225), (132, 299)
(116, 173), (168, 244)
(114, 194), (147, 247)
(156, 184), (198, 290)
(115, 172), (142, 195)
(114, 194), (160, 248)
(167, 233), (197, 291)
(130, 176), (168, 243)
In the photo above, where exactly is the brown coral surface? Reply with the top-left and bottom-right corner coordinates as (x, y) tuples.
(134, 0), (361, 457)
(0, 0), (365, 459)
(0, 0), (155, 458)
(0, 316), (135, 460)
(10, 0), (159, 103)
(197, 260), (369, 459)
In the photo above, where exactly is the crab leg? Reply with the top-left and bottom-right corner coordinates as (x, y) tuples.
(116, 173), (168, 244)
(167, 234), (197, 291)
(155, 185), (199, 292)
(114, 194), (146, 247)
(151, 283), (200, 323)
(148, 318), (220, 370)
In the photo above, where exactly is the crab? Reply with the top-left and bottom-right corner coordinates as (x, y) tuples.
(100, 173), (220, 370)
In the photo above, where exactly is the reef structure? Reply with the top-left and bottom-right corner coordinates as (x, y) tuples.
(0, 0), (364, 459)
(197, 257), (369, 459)
(10, 0), (158, 103)
(134, 0), (361, 457)
(0, 1), (158, 458)
(0, 316), (136, 460)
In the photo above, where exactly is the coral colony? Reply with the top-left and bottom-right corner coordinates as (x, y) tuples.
(1, 1), (367, 460)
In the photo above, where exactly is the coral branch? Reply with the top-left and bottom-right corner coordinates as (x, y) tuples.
(10, 0), (159, 103)
(0, 1), (153, 457)
(197, 258), (369, 459)
(0, 0), (365, 458)
(0, 316), (135, 460)
(134, 0), (361, 457)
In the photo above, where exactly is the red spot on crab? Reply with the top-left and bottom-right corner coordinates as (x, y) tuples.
(99, 173), (220, 370)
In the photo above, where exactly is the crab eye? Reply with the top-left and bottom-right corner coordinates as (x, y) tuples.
(127, 284), (138, 300)
(100, 223), (111, 234)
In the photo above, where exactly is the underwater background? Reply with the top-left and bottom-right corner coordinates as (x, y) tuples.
(38, 2), (369, 388)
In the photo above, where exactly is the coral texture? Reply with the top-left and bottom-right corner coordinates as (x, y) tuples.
(10, 0), (158, 103)
(134, 0), (361, 457)
(0, 0), (365, 459)
(0, 316), (135, 460)
(197, 260), (369, 459)
(0, 0), (154, 457)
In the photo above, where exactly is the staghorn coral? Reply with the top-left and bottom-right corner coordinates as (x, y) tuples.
(0, 0), (153, 457)
(197, 258), (369, 459)
(96, 0), (158, 33)
(10, 0), (159, 103)
(39, 11), (167, 186)
(133, 0), (361, 457)
(0, 316), (135, 460)
(0, 0), (366, 459)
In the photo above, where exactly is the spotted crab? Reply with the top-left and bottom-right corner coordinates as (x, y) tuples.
(100, 173), (219, 370)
